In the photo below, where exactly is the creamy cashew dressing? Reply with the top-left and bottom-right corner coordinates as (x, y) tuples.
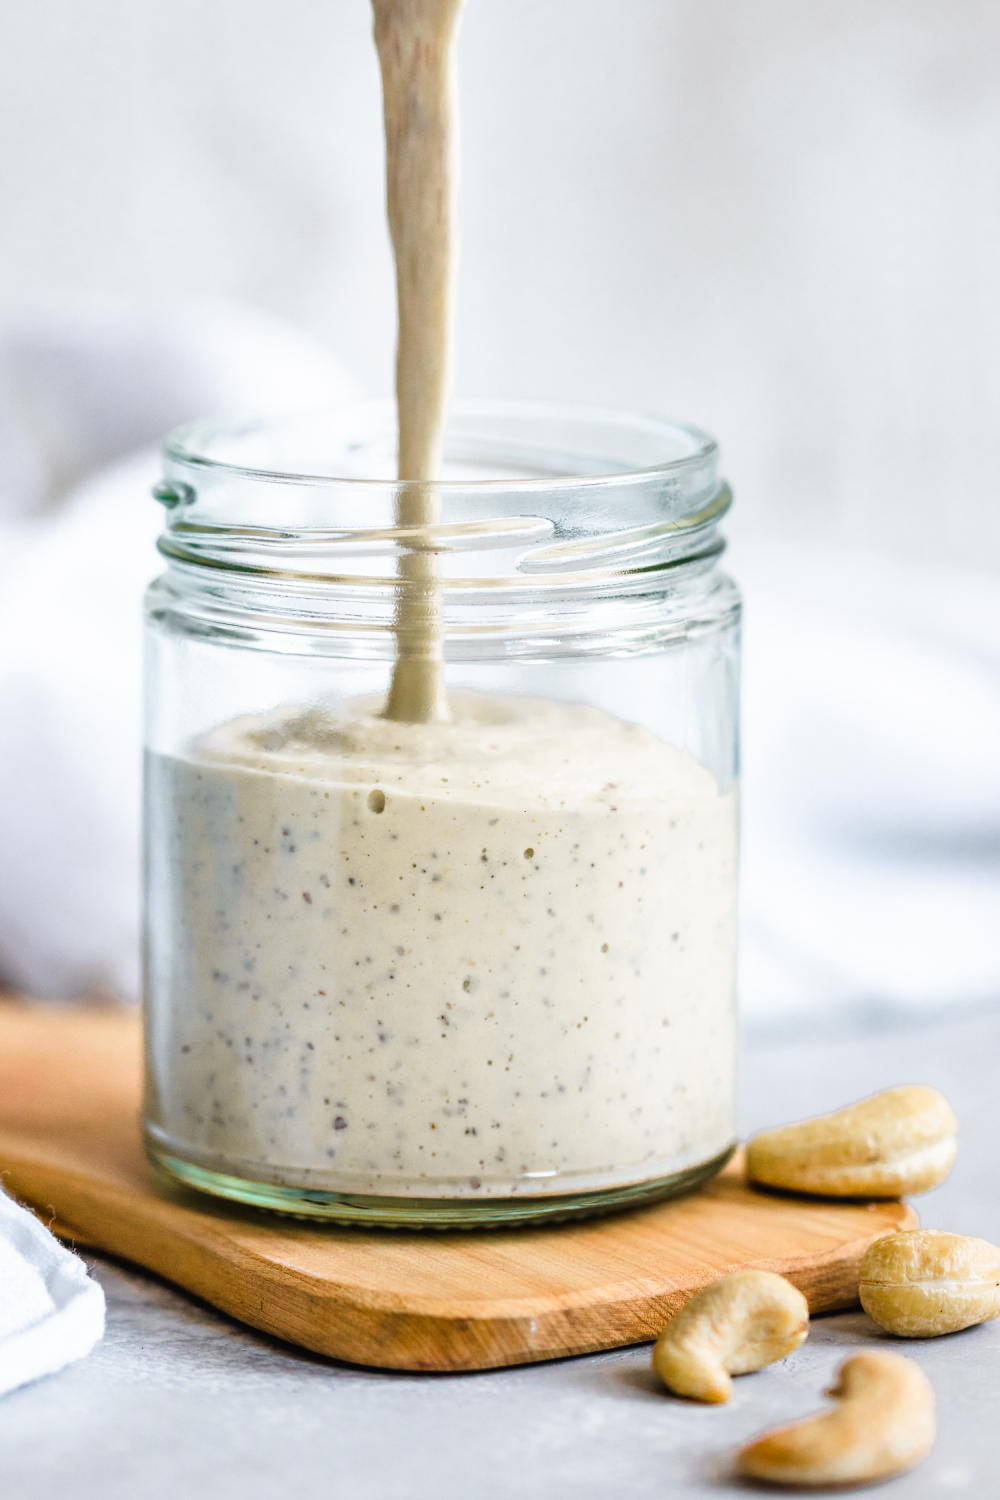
(145, 693), (737, 1195)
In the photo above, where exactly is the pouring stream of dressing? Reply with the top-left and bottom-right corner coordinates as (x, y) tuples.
(372, 0), (466, 724)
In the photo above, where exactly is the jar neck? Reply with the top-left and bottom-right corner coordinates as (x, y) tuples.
(150, 401), (735, 650)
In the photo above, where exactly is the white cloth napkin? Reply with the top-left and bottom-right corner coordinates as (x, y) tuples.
(0, 298), (360, 523)
(736, 542), (1000, 1029)
(0, 1188), (105, 1397)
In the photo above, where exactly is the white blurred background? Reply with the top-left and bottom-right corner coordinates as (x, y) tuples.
(4, 0), (1000, 563)
(0, 0), (998, 1023)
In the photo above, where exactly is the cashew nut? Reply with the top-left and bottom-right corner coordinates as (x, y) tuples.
(860, 1228), (1000, 1337)
(746, 1085), (957, 1198)
(737, 1351), (935, 1488)
(651, 1271), (808, 1403)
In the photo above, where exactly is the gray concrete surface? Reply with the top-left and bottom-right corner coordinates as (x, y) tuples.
(4, 1004), (999, 1498)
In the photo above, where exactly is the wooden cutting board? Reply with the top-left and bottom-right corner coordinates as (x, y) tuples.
(0, 1000), (915, 1372)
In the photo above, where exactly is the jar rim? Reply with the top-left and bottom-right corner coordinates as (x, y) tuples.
(155, 398), (730, 606)
(162, 397), (718, 492)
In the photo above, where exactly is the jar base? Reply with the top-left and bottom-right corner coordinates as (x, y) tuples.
(144, 1135), (736, 1229)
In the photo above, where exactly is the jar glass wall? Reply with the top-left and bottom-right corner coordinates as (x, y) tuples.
(142, 401), (740, 1227)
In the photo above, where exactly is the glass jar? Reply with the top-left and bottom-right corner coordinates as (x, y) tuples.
(142, 400), (740, 1228)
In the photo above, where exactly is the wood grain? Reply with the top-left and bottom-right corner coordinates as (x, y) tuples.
(0, 1001), (916, 1372)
